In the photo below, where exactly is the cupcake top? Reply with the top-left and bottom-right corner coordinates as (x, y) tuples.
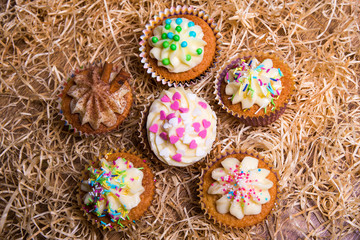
(148, 17), (207, 73)
(66, 63), (130, 130)
(81, 157), (144, 223)
(146, 87), (217, 167)
(207, 156), (273, 219)
(225, 58), (283, 114)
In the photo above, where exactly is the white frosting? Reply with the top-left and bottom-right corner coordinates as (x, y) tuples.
(207, 156), (273, 219)
(225, 58), (283, 113)
(147, 87), (217, 167)
(149, 17), (207, 73)
(67, 67), (129, 129)
(81, 157), (144, 221)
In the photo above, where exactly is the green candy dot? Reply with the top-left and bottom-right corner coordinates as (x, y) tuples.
(175, 26), (182, 32)
(162, 41), (169, 48)
(151, 37), (158, 43)
(162, 58), (170, 65)
(173, 35), (180, 41)
(170, 44), (177, 51)
(161, 33), (167, 39)
(165, 24), (171, 30)
(196, 48), (203, 55)
(186, 54), (191, 61)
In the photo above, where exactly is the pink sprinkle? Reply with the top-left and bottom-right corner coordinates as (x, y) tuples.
(166, 113), (176, 120)
(178, 117), (181, 123)
(143, 160), (146, 162)
(189, 140), (198, 149)
(198, 101), (207, 109)
(172, 92), (181, 101)
(176, 128), (185, 137)
(160, 110), (166, 120)
(160, 132), (168, 140)
(172, 154), (182, 162)
(149, 124), (158, 133)
(266, 69), (270, 73)
(276, 90), (280, 95)
(179, 107), (189, 113)
(161, 95), (171, 102)
(259, 79), (263, 86)
(131, 178), (134, 181)
(169, 136), (179, 144)
(198, 129), (207, 139)
(202, 119), (211, 128)
(170, 101), (179, 110)
(192, 122), (201, 132)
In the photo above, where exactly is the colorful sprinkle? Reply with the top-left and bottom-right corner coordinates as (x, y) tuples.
(161, 33), (167, 39)
(149, 124), (158, 133)
(172, 154), (182, 162)
(170, 44), (177, 51)
(167, 32), (174, 39)
(181, 41), (188, 48)
(162, 58), (170, 65)
(175, 26), (182, 32)
(189, 31), (196, 37)
(186, 54), (191, 61)
(151, 37), (158, 43)
(176, 18), (183, 25)
(196, 48), (203, 55)
(165, 24), (171, 30)
(173, 35), (180, 41)
(188, 21), (195, 27)
(165, 19), (172, 24)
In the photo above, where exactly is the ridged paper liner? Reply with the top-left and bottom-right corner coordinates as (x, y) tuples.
(77, 148), (156, 231)
(57, 61), (133, 137)
(214, 51), (295, 126)
(198, 148), (280, 229)
(139, 5), (222, 87)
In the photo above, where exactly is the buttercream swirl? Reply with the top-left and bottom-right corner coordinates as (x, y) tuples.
(81, 157), (144, 222)
(67, 66), (129, 129)
(148, 17), (207, 73)
(225, 58), (283, 113)
(207, 156), (273, 219)
(147, 87), (217, 167)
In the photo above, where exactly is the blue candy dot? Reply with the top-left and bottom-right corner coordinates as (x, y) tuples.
(181, 41), (188, 48)
(176, 18), (183, 25)
(189, 31), (196, 37)
(165, 19), (172, 24)
(167, 32), (174, 39)
(188, 21), (195, 27)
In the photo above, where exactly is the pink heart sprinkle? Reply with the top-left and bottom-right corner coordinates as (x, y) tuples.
(172, 154), (182, 162)
(172, 92), (181, 101)
(160, 132), (168, 140)
(178, 117), (181, 123)
(170, 101), (179, 110)
(169, 136), (179, 144)
(202, 119), (211, 128)
(161, 95), (171, 102)
(149, 124), (158, 133)
(166, 113), (176, 120)
(179, 107), (189, 113)
(189, 140), (198, 149)
(176, 128), (185, 137)
(160, 110), (166, 120)
(199, 129), (207, 139)
(198, 101), (207, 109)
(192, 122), (201, 132)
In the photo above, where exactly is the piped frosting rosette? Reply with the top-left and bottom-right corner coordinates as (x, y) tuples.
(145, 87), (217, 167)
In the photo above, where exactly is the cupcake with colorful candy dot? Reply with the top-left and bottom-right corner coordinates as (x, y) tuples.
(78, 149), (155, 230)
(140, 5), (221, 86)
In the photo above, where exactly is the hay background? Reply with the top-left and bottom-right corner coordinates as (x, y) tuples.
(0, 0), (359, 239)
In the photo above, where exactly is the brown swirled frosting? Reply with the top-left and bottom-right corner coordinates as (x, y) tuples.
(67, 63), (130, 130)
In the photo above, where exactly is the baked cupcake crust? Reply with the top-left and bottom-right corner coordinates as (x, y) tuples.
(201, 152), (277, 228)
(61, 65), (133, 135)
(145, 14), (216, 83)
(78, 151), (155, 229)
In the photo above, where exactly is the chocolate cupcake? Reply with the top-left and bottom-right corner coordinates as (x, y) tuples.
(59, 61), (133, 135)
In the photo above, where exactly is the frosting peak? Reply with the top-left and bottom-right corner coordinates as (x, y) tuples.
(149, 18), (207, 73)
(208, 156), (273, 219)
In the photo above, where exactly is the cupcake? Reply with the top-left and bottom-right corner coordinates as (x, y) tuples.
(215, 52), (295, 126)
(78, 150), (155, 230)
(143, 87), (217, 167)
(59, 61), (133, 135)
(140, 5), (221, 86)
(199, 150), (278, 228)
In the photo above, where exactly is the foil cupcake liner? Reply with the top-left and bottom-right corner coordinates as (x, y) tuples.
(77, 148), (156, 231)
(198, 148), (280, 229)
(139, 5), (222, 87)
(214, 51), (295, 126)
(57, 61), (133, 137)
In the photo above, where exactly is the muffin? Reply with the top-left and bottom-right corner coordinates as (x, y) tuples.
(140, 5), (221, 86)
(199, 149), (278, 228)
(215, 52), (295, 126)
(78, 150), (155, 230)
(143, 87), (217, 167)
(59, 61), (133, 135)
